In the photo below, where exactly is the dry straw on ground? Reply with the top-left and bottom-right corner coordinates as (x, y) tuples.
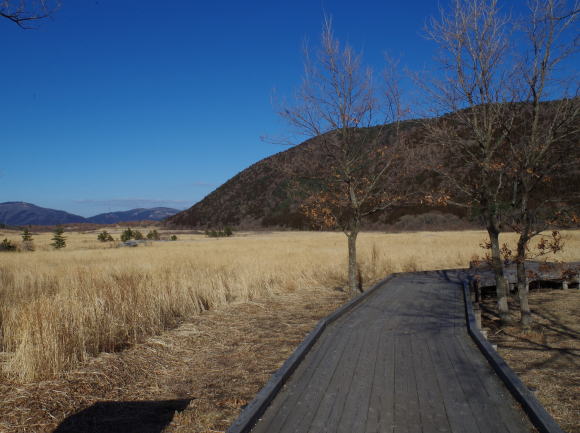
(483, 290), (580, 433)
(1, 229), (579, 382)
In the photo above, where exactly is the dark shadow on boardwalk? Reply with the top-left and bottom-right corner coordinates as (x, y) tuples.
(52, 399), (191, 433)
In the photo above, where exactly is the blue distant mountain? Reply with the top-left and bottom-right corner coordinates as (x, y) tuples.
(0, 202), (86, 226)
(86, 208), (180, 224)
(0, 202), (180, 226)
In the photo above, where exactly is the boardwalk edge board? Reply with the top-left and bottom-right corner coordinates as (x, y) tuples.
(226, 274), (396, 433)
(461, 279), (565, 433)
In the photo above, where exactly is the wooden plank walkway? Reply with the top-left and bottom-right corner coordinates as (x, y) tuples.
(250, 270), (534, 433)
(470, 260), (580, 289)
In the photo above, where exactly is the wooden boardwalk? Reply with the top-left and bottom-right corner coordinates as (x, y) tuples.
(250, 270), (534, 433)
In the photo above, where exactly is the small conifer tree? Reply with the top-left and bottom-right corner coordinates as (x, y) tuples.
(97, 230), (114, 242)
(21, 228), (32, 241)
(133, 230), (144, 240)
(51, 227), (66, 249)
(170, 235), (178, 241)
(120, 228), (134, 242)
(21, 228), (35, 251)
(146, 230), (160, 240)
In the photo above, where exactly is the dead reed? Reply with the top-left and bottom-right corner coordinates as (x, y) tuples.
(1, 229), (578, 381)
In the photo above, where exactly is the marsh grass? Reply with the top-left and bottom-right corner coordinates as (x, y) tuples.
(1, 229), (578, 381)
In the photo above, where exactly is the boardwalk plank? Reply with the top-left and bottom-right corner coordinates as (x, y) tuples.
(255, 323), (346, 433)
(255, 316), (362, 433)
(453, 332), (532, 433)
(393, 334), (421, 433)
(247, 272), (535, 433)
(410, 337), (452, 433)
(426, 335), (482, 433)
(275, 324), (356, 433)
(364, 325), (396, 433)
(336, 317), (383, 433)
(307, 325), (369, 433)
(441, 334), (508, 433)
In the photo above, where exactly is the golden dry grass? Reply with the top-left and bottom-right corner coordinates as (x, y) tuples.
(1, 229), (579, 382)
(0, 286), (348, 433)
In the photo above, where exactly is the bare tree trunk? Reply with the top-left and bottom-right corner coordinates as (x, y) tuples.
(487, 226), (511, 324)
(346, 230), (361, 296)
(516, 235), (532, 328)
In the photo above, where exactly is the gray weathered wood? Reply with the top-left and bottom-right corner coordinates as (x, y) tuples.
(469, 260), (580, 289)
(237, 271), (554, 433)
(226, 274), (394, 433)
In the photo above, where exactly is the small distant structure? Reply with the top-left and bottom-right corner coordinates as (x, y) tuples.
(120, 240), (149, 248)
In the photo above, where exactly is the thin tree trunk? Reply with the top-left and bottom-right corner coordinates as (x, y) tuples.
(487, 226), (511, 324)
(346, 230), (361, 296)
(516, 235), (532, 328)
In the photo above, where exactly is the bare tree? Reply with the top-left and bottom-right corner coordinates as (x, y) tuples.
(420, 0), (515, 323)
(280, 19), (409, 296)
(1, 0), (59, 27)
(506, 0), (579, 327)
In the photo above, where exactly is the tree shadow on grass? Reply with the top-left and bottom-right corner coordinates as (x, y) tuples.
(53, 399), (191, 433)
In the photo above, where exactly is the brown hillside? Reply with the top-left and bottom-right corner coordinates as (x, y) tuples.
(167, 108), (579, 229)
(167, 121), (468, 229)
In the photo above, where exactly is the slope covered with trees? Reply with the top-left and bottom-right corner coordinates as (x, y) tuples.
(168, 104), (578, 231)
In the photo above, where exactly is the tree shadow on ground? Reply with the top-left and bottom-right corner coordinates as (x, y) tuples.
(53, 399), (191, 433)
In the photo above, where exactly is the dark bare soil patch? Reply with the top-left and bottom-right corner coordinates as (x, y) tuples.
(0, 287), (348, 433)
(481, 289), (580, 433)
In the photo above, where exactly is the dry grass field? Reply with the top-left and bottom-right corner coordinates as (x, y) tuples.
(1, 228), (579, 383)
(0, 228), (579, 432)
(0, 285), (350, 433)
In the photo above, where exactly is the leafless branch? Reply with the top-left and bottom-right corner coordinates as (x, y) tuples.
(278, 17), (413, 294)
(0, 0), (59, 28)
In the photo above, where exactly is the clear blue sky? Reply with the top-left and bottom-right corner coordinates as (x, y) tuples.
(0, 0), (531, 216)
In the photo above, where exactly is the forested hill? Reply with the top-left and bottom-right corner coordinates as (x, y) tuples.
(166, 120), (468, 229)
(167, 105), (579, 230)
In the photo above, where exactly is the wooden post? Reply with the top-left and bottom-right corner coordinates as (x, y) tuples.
(473, 301), (482, 330)
(468, 277), (483, 330)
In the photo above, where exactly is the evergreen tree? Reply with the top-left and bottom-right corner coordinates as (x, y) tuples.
(21, 228), (35, 251)
(21, 228), (32, 241)
(51, 227), (66, 249)
(97, 230), (114, 242)
(120, 228), (134, 242)
(146, 229), (160, 240)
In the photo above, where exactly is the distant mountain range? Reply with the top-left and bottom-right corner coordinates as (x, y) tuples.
(87, 208), (180, 224)
(0, 202), (180, 226)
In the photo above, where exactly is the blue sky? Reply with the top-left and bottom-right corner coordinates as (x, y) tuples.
(0, 0), (540, 216)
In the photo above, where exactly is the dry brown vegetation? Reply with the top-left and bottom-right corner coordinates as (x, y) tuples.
(0, 285), (349, 433)
(1, 229), (579, 383)
(0, 229), (578, 432)
(482, 289), (580, 433)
